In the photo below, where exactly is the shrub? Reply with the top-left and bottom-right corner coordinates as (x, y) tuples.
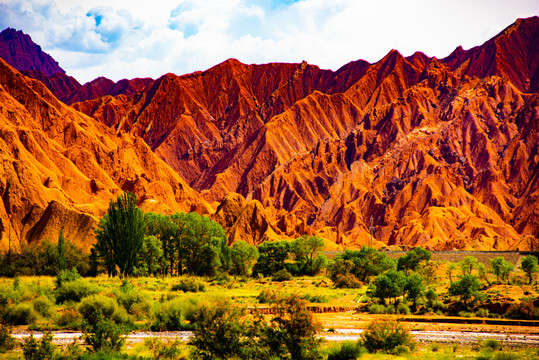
(257, 289), (274, 304)
(33, 296), (54, 317)
(392, 344), (411, 356)
(368, 304), (387, 314)
(396, 303), (411, 315)
(0, 324), (16, 353)
(189, 301), (251, 360)
(301, 294), (328, 303)
(4, 303), (38, 325)
(492, 352), (519, 360)
(56, 308), (83, 328)
(152, 298), (198, 331)
(22, 332), (56, 360)
(483, 339), (501, 351)
(327, 341), (365, 360)
(504, 300), (539, 320)
(429, 342), (441, 352)
(476, 308), (490, 318)
(361, 318), (415, 353)
(272, 268), (293, 282)
(78, 295), (119, 325)
(116, 291), (150, 318)
(83, 317), (126, 353)
(144, 338), (184, 360)
(55, 268), (82, 288)
(171, 278), (206, 293)
(55, 281), (100, 304)
(333, 273), (362, 289)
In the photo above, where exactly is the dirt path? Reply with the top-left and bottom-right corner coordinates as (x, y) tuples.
(12, 329), (539, 348)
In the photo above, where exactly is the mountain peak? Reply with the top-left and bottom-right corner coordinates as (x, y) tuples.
(0, 27), (65, 76)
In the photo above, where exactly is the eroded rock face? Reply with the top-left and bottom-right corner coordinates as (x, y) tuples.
(2, 17), (539, 251)
(0, 58), (209, 252)
(0, 28), (64, 76)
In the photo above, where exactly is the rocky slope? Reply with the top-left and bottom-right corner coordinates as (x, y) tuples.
(68, 16), (539, 250)
(0, 28), (64, 77)
(1, 17), (538, 251)
(0, 58), (209, 252)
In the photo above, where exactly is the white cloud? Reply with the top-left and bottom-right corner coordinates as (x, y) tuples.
(0, 0), (537, 83)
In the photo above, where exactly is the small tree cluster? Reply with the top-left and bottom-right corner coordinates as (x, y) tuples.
(190, 293), (322, 360)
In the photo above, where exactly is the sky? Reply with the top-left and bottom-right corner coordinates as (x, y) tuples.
(0, 0), (537, 84)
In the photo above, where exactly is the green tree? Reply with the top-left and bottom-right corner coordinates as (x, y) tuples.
(145, 212), (178, 276)
(331, 247), (395, 283)
(459, 256), (478, 275)
(290, 235), (327, 276)
(190, 301), (251, 360)
(261, 293), (322, 360)
(57, 229), (66, 272)
(477, 262), (491, 285)
(230, 240), (259, 277)
(490, 257), (514, 284)
(371, 269), (407, 305)
(253, 240), (290, 277)
(171, 212), (229, 276)
(94, 191), (145, 277)
(397, 247), (432, 274)
(520, 255), (538, 285)
(134, 236), (165, 276)
(404, 273), (425, 307)
(448, 274), (484, 306)
(446, 262), (457, 283)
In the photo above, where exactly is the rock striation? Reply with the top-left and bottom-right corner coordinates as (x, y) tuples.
(1, 17), (538, 251)
(0, 58), (209, 253)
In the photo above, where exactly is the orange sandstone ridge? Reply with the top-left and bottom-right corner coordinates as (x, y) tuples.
(1, 17), (538, 251)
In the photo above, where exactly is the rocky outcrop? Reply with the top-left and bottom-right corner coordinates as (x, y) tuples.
(0, 58), (209, 252)
(0, 28), (64, 76)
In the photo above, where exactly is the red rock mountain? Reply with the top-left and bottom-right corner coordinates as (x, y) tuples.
(0, 28), (65, 76)
(1, 17), (538, 251)
(0, 58), (209, 253)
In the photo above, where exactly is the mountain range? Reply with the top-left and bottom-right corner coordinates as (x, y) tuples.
(0, 17), (538, 252)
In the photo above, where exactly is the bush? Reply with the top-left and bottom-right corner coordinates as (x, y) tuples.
(272, 268), (293, 282)
(368, 304), (387, 314)
(78, 295), (119, 325)
(171, 278), (206, 293)
(392, 344), (411, 356)
(56, 308), (83, 328)
(492, 352), (519, 360)
(144, 338), (184, 360)
(396, 303), (411, 315)
(4, 304), (38, 325)
(327, 341), (365, 360)
(483, 339), (501, 351)
(22, 332), (56, 360)
(55, 268), (82, 288)
(189, 301), (251, 360)
(301, 294), (328, 303)
(429, 342), (441, 352)
(33, 296), (54, 317)
(257, 289), (274, 304)
(361, 318), (415, 353)
(0, 324), (16, 353)
(55, 281), (100, 304)
(152, 298), (198, 331)
(333, 273), (362, 289)
(504, 300), (539, 320)
(116, 291), (150, 319)
(83, 317), (126, 353)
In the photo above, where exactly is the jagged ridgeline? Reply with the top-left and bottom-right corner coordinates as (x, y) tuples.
(0, 16), (538, 252)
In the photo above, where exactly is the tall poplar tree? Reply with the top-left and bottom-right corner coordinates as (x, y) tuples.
(94, 192), (145, 277)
